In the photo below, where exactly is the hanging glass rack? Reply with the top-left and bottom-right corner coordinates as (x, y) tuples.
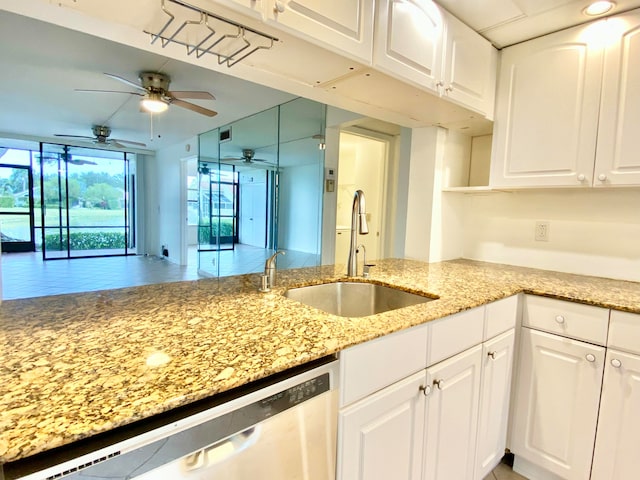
(144, 0), (278, 67)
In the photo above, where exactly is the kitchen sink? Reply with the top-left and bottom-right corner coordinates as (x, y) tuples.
(284, 281), (437, 318)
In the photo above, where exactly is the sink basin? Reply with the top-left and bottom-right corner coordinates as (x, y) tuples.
(284, 282), (436, 318)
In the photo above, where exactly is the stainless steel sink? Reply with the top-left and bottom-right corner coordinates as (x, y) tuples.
(284, 282), (437, 318)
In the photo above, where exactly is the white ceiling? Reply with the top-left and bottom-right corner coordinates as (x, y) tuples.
(0, 10), (295, 152)
(438, 0), (640, 47)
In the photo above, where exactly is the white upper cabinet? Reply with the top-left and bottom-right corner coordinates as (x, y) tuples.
(491, 22), (603, 187)
(265, 0), (374, 63)
(373, 0), (444, 91)
(492, 10), (640, 188)
(440, 9), (498, 119)
(594, 10), (640, 186)
(374, 0), (497, 117)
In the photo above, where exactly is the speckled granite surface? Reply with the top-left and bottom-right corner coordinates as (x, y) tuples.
(1, 258), (639, 465)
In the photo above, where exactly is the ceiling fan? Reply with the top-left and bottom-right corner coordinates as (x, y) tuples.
(54, 125), (147, 149)
(78, 72), (217, 117)
(222, 149), (273, 165)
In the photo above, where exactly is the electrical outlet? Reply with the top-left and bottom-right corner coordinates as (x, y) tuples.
(535, 221), (550, 242)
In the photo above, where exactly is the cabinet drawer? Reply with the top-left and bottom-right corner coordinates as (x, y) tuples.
(523, 295), (610, 345)
(426, 306), (484, 366)
(484, 295), (518, 340)
(339, 323), (429, 407)
(608, 310), (640, 355)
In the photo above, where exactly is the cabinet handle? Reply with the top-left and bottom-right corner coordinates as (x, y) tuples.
(433, 379), (444, 390)
(611, 358), (622, 368)
(577, 173), (586, 182)
(419, 385), (432, 396)
(555, 315), (565, 324)
(445, 85), (453, 93)
(487, 351), (497, 359)
(585, 353), (596, 362)
(274, 1), (285, 13)
(598, 173), (607, 182)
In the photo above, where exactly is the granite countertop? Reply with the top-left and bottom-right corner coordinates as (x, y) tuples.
(1, 258), (640, 465)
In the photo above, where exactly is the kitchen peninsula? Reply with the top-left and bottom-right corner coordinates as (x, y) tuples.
(1, 258), (640, 474)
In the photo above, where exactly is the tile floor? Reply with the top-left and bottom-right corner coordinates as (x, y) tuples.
(1, 245), (321, 300)
(486, 462), (528, 480)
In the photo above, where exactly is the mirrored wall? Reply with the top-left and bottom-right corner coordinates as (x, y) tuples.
(198, 98), (326, 277)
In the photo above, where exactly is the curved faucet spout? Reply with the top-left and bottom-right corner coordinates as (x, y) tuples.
(347, 190), (368, 277)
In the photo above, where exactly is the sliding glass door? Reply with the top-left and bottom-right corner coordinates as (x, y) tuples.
(39, 143), (135, 259)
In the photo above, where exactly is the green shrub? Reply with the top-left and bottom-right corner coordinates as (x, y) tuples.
(0, 196), (14, 208)
(198, 220), (234, 244)
(45, 231), (126, 251)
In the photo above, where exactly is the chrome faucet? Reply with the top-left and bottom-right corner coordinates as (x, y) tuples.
(347, 190), (368, 277)
(260, 250), (285, 292)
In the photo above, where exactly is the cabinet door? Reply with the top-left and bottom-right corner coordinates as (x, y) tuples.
(591, 349), (640, 479)
(266, 0), (374, 62)
(490, 24), (603, 188)
(337, 370), (426, 480)
(510, 328), (605, 480)
(373, 0), (444, 91)
(440, 9), (498, 119)
(475, 329), (515, 480)
(594, 10), (640, 186)
(423, 345), (482, 480)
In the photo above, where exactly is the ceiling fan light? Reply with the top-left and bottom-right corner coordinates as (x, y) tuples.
(583, 1), (615, 16)
(141, 93), (168, 113)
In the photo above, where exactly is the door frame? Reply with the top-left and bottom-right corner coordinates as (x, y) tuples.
(0, 163), (35, 253)
(180, 155), (198, 267)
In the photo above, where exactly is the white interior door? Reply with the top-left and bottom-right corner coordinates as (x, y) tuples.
(239, 172), (267, 248)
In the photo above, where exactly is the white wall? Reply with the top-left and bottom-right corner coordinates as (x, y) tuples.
(460, 189), (640, 282)
(278, 162), (323, 253)
(143, 136), (198, 264)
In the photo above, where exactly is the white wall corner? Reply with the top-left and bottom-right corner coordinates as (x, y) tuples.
(403, 126), (444, 262)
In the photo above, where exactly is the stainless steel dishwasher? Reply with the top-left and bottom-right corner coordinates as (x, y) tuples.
(10, 359), (338, 480)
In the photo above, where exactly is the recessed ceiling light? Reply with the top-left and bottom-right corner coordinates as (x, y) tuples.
(583, 1), (616, 16)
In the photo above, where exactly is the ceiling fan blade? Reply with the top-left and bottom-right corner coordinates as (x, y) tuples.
(75, 89), (142, 96)
(68, 159), (98, 166)
(169, 90), (215, 100)
(104, 72), (147, 92)
(171, 98), (218, 117)
(111, 138), (147, 147)
(54, 134), (94, 140)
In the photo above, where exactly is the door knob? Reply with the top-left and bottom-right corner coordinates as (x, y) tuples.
(433, 379), (444, 390)
(577, 173), (586, 182)
(487, 351), (497, 359)
(598, 173), (607, 182)
(555, 315), (565, 324)
(611, 358), (622, 368)
(585, 353), (596, 362)
(274, 1), (285, 13)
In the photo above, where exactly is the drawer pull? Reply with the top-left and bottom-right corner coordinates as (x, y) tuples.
(611, 358), (622, 368)
(419, 385), (431, 396)
(433, 379), (444, 390)
(585, 353), (596, 363)
(487, 351), (497, 360)
(555, 315), (565, 324)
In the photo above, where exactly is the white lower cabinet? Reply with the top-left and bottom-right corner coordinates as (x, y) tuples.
(337, 370), (426, 480)
(474, 329), (516, 479)
(337, 296), (518, 480)
(510, 328), (605, 480)
(423, 344), (483, 480)
(590, 349), (640, 479)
